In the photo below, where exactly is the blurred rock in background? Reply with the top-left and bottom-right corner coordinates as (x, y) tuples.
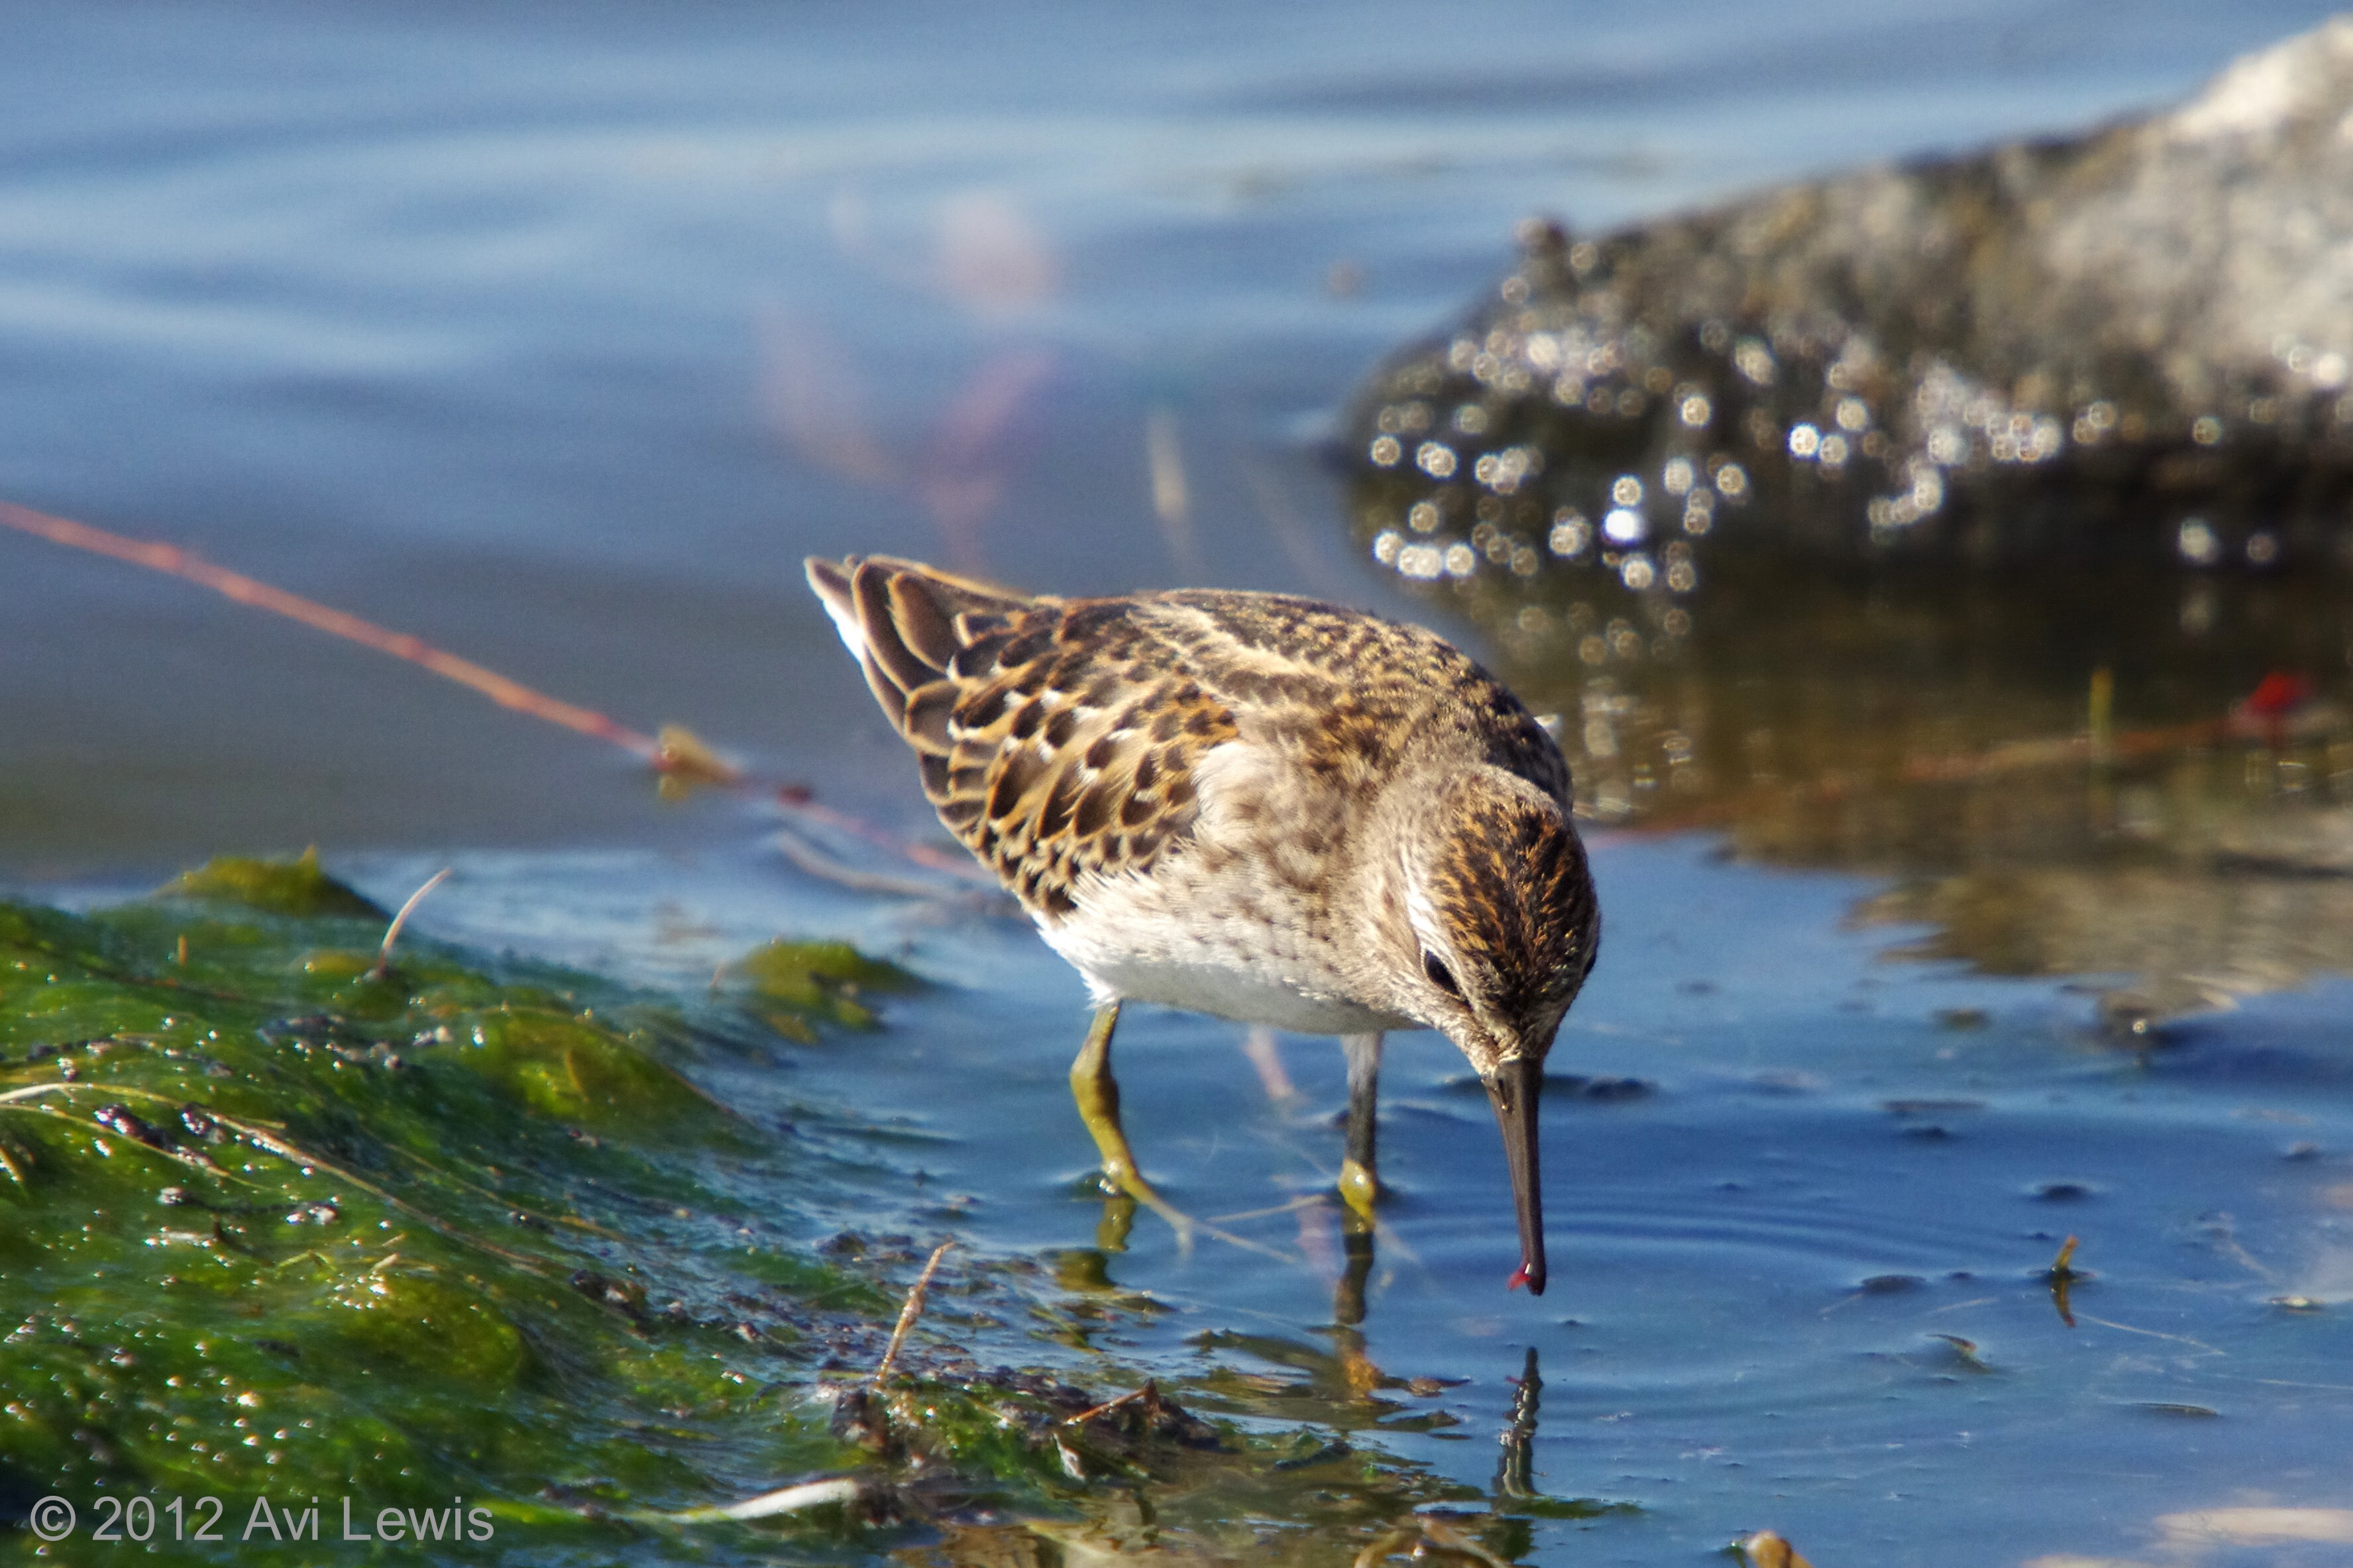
(1344, 16), (2353, 584)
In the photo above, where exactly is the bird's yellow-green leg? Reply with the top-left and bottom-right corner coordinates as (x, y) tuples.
(1337, 1031), (1385, 1225)
(1068, 1002), (1194, 1247)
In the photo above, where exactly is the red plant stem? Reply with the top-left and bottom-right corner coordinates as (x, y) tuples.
(1, 496), (1001, 894)
(0, 499), (663, 762)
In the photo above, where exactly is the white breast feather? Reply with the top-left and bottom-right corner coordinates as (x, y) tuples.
(1037, 738), (1407, 1035)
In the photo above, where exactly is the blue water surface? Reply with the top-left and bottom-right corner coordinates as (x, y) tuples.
(7, 4), (2353, 1562)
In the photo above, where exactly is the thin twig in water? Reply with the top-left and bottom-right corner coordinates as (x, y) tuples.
(374, 867), (452, 978)
(871, 1239), (954, 1387)
(0, 496), (1015, 897)
(2201, 1214), (2276, 1282)
(0, 500), (665, 760)
(664, 1476), (868, 1524)
(773, 825), (991, 902)
(2071, 1314), (2223, 1354)
(1147, 1197), (1301, 1266)
(1205, 1194), (1326, 1226)
(1060, 1381), (1155, 1427)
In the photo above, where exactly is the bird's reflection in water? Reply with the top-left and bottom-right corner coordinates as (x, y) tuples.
(1335, 1211), (1378, 1329)
(1327, 1206), (1384, 1402)
(1493, 1346), (1542, 1504)
(1095, 1190), (1139, 1257)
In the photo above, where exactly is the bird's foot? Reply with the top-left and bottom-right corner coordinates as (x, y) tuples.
(1083, 1159), (1293, 1265)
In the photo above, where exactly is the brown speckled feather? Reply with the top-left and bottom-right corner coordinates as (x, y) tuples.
(1420, 778), (1599, 1041)
(808, 556), (1570, 930)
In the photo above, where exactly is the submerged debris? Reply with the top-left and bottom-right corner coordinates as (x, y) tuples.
(1742, 1530), (1817, 1568)
(2046, 1234), (2085, 1327)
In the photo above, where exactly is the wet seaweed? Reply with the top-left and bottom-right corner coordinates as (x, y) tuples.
(0, 858), (1579, 1565)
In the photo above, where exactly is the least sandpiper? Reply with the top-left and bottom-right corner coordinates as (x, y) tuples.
(806, 554), (1600, 1294)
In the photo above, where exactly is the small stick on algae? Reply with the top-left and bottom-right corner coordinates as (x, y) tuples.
(871, 1239), (954, 1388)
(773, 825), (988, 901)
(1061, 1381), (1155, 1427)
(207, 1110), (550, 1273)
(373, 867), (453, 979)
(664, 1475), (868, 1524)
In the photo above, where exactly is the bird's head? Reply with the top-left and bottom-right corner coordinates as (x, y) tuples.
(1380, 764), (1600, 1295)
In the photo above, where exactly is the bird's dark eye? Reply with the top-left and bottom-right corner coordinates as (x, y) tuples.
(1422, 950), (1461, 996)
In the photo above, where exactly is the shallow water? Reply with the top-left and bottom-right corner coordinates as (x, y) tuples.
(288, 837), (2353, 1565)
(9, 3), (2353, 1563)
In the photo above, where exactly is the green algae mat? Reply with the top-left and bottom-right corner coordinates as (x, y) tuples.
(0, 857), (1518, 1565)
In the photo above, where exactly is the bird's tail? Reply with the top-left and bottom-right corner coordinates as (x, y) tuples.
(803, 554), (1043, 742)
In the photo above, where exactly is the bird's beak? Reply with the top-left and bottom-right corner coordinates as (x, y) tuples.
(1483, 1056), (1547, 1295)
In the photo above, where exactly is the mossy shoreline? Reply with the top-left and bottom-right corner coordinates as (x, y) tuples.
(0, 857), (1555, 1565)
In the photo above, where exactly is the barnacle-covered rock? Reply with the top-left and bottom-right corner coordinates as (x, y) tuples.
(1344, 17), (2353, 598)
